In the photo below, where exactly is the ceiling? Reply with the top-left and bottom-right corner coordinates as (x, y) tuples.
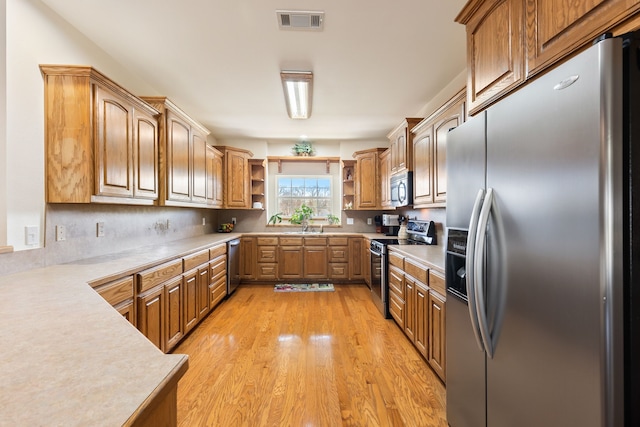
(39, 0), (468, 143)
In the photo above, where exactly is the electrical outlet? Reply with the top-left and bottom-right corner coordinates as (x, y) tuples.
(97, 222), (105, 237)
(231, 217), (236, 225)
(367, 218), (372, 225)
(56, 225), (66, 241)
(25, 226), (38, 245)
(347, 218), (354, 225)
(202, 217), (206, 226)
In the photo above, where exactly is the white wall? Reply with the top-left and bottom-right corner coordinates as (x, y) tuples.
(0, 0), (7, 247)
(5, 0), (159, 251)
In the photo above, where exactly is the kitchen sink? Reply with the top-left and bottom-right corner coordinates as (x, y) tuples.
(282, 231), (323, 234)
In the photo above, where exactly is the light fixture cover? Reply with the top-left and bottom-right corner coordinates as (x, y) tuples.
(281, 71), (313, 119)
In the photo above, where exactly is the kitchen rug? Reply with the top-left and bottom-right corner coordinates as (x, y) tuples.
(274, 283), (335, 292)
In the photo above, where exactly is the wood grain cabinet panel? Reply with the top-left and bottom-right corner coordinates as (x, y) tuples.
(209, 252), (227, 309)
(348, 238), (365, 281)
(353, 148), (385, 210)
(218, 146), (253, 209)
(456, 0), (525, 115)
(387, 118), (422, 174)
(303, 246), (328, 279)
(93, 275), (136, 326)
(428, 290), (446, 381)
(280, 245), (304, 279)
(183, 269), (199, 334)
(206, 145), (224, 208)
(527, 0), (640, 76)
(141, 97), (212, 208)
(415, 282), (429, 359)
(40, 65), (159, 205)
(137, 285), (165, 351)
(379, 149), (393, 209)
(164, 276), (183, 352)
(411, 89), (466, 208)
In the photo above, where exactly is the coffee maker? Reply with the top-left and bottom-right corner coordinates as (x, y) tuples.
(381, 214), (400, 236)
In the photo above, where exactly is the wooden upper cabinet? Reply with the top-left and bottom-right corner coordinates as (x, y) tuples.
(412, 88), (466, 208)
(218, 146), (253, 209)
(527, 0), (640, 75)
(379, 149), (393, 209)
(387, 118), (422, 174)
(40, 65), (159, 205)
(456, 0), (525, 115)
(141, 96), (212, 208)
(206, 145), (224, 208)
(353, 148), (385, 210)
(457, 0), (640, 114)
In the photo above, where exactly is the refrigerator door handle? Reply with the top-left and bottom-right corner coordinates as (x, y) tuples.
(466, 188), (486, 352)
(474, 187), (494, 358)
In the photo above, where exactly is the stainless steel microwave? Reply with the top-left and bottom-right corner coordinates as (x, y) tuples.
(390, 171), (412, 207)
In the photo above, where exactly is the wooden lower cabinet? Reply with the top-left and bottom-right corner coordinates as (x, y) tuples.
(348, 237), (365, 280)
(137, 285), (166, 351)
(93, 275), (136, 327)
(164, 276), (184, 352)
(257, 237), (279, 280)
(428, 290), (446, 381)
(209, 252), (227, 308)
(279, 244), (304, 279)
(388, 249), (447, 382)
(182, 269), (199, 334)
(240, 237), (256, 280)
(303, 237), (328, 279)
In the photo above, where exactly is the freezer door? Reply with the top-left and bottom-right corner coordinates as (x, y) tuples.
(483, 38), (624, 426)
(446, 112), (487, 230)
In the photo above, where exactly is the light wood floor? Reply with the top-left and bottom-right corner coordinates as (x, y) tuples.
(173, 284), (447, 427)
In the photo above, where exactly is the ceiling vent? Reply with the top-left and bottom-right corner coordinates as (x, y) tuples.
(277, 10), (324, 31)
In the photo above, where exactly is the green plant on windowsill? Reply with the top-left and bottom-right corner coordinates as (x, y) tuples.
(326, 213), (340, 225)
(289, 204), (314, 225)
(268, 212), (283, 225)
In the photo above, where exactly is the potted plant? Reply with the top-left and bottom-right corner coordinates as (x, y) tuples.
(290, 204), (314, 231)
(292, 141), (314, 156)
(268, 212), (283, 225)
(326, 213), (340, 225)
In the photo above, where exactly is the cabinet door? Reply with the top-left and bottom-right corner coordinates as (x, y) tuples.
(379, 149), (392, 208)
(133, 108), (158, 200)
(415, 282), (429, 359)
(433, 101), (464, 204)
(138, 285), (164, 351)
(206, 146), (224, 207)
(459, 0), (525, 114)
(303, 246), (327, 279)
(393, 133), (406, 173)
(164, 276), (183, 352)
(355, 151), (379, 209)
(279, 246), (304, 279)
(183, 269), (199, 333)
(240, 237), (256, 280)
(428, 291), (446, 381)
(224, 149), (250, 208)
(166, 111), (191, 202)
(528, 0), (640, 75)
(348, 238), (365, 280)
(413, 131), (433, 205)
(404, 276), (416, 343)
(115, 300), (136, 326)
(209, 253), (227, 308)
(192, 131), (208, 204)
(197, 264), (210, 320)
(94, 85), (133, 198)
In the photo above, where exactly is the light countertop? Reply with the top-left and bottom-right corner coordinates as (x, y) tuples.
(0, 231), (444, 425)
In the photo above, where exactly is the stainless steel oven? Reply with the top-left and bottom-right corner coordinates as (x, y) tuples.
(369, 219), (437, 318)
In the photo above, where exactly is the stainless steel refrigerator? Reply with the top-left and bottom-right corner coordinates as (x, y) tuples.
(445, 33), (640, 427)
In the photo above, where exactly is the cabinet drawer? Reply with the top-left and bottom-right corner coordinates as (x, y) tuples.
(210, 255), (226, 281)
(280, 237), (303, 246)
(328, 237), (349, 246)
(257, 237), (278, 245)
(429, 270), (446, 296)
(137, 259), (183, 293)
(95, 276), (134, 307)
(405, 257), (428, 284)
(388, 251), (404, 269)
(257, 246), (277, 262)
(304, 237), (327, 246)
(209, 275), (227, 307)
(183, 249), (210, 271)
(388, 265), (405, 300)
(328, 246), (348, 263)
(209, 243), (226, 259)
(389, 291), (405, 329)
(329, 263), (349, 279)
(257, 263), (278, 280)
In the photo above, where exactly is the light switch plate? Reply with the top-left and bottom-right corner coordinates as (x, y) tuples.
(25, 226), (38, 245)
(347, 218), (354, 225)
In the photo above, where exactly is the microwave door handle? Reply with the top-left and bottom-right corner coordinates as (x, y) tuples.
(466, 188), (485, 352)
(398, 181), (406, 204)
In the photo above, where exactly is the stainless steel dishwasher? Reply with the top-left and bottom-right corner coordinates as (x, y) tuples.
(227, 238), (241, 295)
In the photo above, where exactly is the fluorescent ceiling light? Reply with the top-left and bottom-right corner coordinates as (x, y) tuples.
(281, 71), (313, 119)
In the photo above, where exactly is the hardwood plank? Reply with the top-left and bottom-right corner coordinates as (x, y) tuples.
(174, 284), (446, 426)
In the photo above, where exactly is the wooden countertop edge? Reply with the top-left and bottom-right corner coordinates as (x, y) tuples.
(124, 354), (190, 426)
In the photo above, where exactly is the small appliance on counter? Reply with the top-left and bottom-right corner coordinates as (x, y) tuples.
(381, 214), (400, 236)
